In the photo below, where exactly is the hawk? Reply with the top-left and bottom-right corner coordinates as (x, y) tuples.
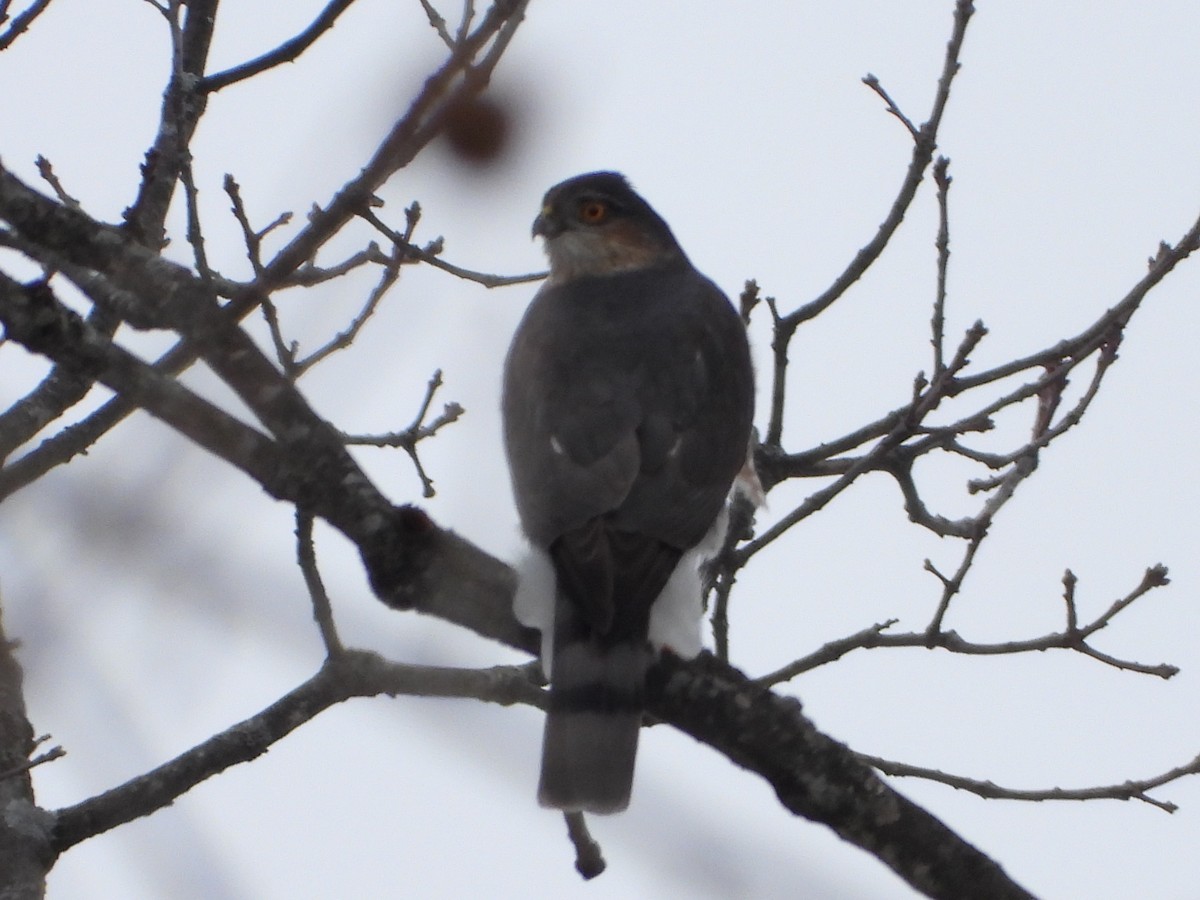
(502, 172), (755, 813)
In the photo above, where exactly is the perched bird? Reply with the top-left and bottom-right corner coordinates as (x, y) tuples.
(502, 172), (755, 813)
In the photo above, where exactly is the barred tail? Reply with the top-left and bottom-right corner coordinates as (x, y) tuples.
(538, 601), (650, 814)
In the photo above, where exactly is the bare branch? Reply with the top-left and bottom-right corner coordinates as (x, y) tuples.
(650, 651), (1035, 900)
(0, 0), (53, 52)
(123, 0), (217, 247)
(200, 0), (361, 92)
(762, 0), (974, 448)
(862, 72), (920, 139)
(361, 205), (546, 288)
(930, 155), (952, 376)
(1076, 564), (1170, 640)
(50, 649), (545, 853)
(455, 0), (476, 46)
(296, 510), (343, 657)
(951, 211), (1200, 396)
(179, 148), (213, 279)
(0, 738), (65, 783)
(0, 1), (533, 498)
(419, 0), (456, 48)
(924, 534), (983, 634)
(224, 174), (293, 275)
(859, 751), (1200, 814)
(259, 294), (299, 374)
(757, 561), (1178, 688)
(707, 491), (759, 660)
(781, 0), (973, 332)
(343, 369), (465, 498)
(0, 274), (286, 489)
(285, 208), (419, 376)
(409, 240), (547, 287)
(743, 321), (987, 560)
(756, 620), (900, 685)
(762, 292), (790, 448)
(0, 286), (120, 465)
(0, 590), (50, 887)
(284, 245), (385, 286)
(563, 812), (606, 880)
(33, 156), (80, 209)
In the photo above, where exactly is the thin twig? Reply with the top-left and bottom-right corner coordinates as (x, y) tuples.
(763, 293), (791, 448)
(924, 533), (984, 635)
(225, 174), (293, 275)
(179, 148), (212, 280)
(284, 245), (386, 286)
(756, 620), (900, 685)
(419, 0), (455, 48)
(200, 0), (360, 92)
(360, 206), (546, 288)
(1075, 564), (1170, 641)
(859, 750), (1200, 814)
(780, 0), (972, 333)
(743, 322), (986, 561)
(1061, 569), (1078, 633)
(34, 156), (80, 209)
(290, 260), (397, 376)
(931, 155), (952, 376)
(563, 812), (606, 880)
(342, 370), (464, 497)
(259, 295), (299, 375)
(0, 737), (65, 782)
(761, 0), (973, 450)
(862, 73), (920, 139)
(757, 562), (1176, 687)
(454, 0), (475, 46)
(285, 205), (425, 376)
(296, 510), (343, 657)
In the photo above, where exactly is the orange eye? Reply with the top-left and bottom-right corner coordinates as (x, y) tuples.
(579, 199), (608, 224)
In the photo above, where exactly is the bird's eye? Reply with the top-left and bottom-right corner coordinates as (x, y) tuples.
(578, 199), (609, 224)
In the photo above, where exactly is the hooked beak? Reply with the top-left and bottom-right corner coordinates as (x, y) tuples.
(532, 205), (564, 240)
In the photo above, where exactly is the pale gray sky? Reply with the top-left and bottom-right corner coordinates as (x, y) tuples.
(3, 2), (1200, 898)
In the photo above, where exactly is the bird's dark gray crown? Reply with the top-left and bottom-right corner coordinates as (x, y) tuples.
(534, 172), (684, 278)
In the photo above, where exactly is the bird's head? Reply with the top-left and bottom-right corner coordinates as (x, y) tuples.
(533, 172), (683, 282)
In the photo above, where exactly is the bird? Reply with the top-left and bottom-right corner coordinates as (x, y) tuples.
(502, 171), (755, 814)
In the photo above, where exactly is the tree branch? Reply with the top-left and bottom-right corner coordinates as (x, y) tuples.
(0, 600), (51, 894)
(649, 652), (1034, 900)
(0, 0), (533, 500)
(859, 751), (1200, 814)
(0, 0), (53, 52)
(49, 649), (544, 853)
(764, 0), (974, 446)
(757, 563), (1177, 686)
(200, 0), (361, 92)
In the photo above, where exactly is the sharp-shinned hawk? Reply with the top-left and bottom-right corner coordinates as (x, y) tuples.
(503, 171), (755, 813)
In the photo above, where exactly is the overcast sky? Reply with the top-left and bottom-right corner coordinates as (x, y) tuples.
(3, 2), (1200, 898)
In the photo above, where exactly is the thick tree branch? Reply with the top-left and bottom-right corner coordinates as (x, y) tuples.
(0, 0), (216, 478)
(649, 652), (1034, 900)
(0, 0), (531, 499)
(0, 258), (1035, 897)
(123, 0), (218, 246)
(0, 603), (52, 896)
(0, 274), (285, 484)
